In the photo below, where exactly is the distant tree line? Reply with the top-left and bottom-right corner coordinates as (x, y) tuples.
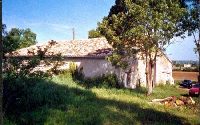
(172, 60), (199, 72)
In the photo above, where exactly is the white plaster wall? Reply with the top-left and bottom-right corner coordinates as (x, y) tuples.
(59, 58), (117, 78)
(59, 56), (173, 86)
(137, 59), (147, 87)
(134, 55), (174, 87)
(31, 58), (116, 78)
(31, 55), (173, 88)
(76, 59), (116, 78)
(156, 56), (174, 84)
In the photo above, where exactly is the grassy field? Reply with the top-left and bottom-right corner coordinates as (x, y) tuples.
(173, 71), (199, 81)
(4, 72), (200, 125)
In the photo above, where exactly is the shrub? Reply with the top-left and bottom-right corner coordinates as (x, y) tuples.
(74, 67), (85, 81)
(68, 62), (84, 81)
(174, 80), (181, 85)
(3, 56), (51, 119)
(69, 62), (77, 75)
(81, 74), (119, 88)
(101, 74), (119, 88)
(166, 80), (170, 85)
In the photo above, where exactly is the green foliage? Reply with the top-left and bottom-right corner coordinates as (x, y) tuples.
(47, 53), (64, 75)
(101, 74), (119, 88)
(20, 28), (37, 48)
(3, 28), (21, 54)
(68, 64), (119, 88)
(107, 53), (128, 69)
(69, 62), (77, 75)
(68, 62), (85, 81)
(88, 29), (102, 38)
(75, 67), (85, 81)
(82, 74), (120, 89)
(97, 0), (186, 94)
(98, 0), (186, 66)
(2, 24), (7, 36)
(2, 44), (65, 120)
(180, 0), (200, 77)
(2, 24), (37, 55)
(3, 57), (50, 120)
(174, 80), (182, 86)
(2, 44), (60, 121)
(180, 0), (199, 37)
(4, 72), (200, 125)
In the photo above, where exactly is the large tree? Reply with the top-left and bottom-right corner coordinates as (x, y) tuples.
(180, 0), (200, 81)
(2, 25), (37, 55)
(98, 0), (185, 95)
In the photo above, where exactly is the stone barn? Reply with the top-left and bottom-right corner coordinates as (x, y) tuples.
(6, 37), (174, 88)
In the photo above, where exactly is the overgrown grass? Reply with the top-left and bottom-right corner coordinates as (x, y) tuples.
(4, 72), (200, 125)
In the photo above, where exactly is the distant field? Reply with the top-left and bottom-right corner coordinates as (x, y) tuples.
(173, 71), (199, 81)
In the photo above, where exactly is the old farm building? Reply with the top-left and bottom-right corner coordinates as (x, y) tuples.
(7, 38), (174, 88)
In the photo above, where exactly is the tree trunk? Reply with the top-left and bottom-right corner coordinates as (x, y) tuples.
(0, 39), (3, 125)
(198, 33), (200, 82)
(197, 29), (200, 82)
(145, 55), (149, 94)
(124, 73), (127, 88)
(198, 51), (200, 82)
(153, 61), (156, 88)
(146, 59), (153, 95)
(152, 55), (157, 88)
(148, 60), (153, 95)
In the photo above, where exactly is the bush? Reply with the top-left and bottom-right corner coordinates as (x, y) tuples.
(101, 74), (119, 88)
(3, 57), (51, 119)
(68, 62), (84, 81)
(69, 62), (77, 75)
(82, 74), (119, 89)
(174, 80), (181, 85)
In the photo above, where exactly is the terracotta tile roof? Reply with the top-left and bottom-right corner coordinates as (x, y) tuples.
(6, 37), (113, 58)
(6, 37), (172, 63)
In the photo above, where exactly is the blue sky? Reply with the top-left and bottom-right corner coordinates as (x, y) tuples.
(3, 0), (198, 61)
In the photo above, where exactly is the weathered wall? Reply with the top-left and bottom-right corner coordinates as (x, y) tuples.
(116, 59), (138, 89)
(30, 54), (174, 88)
(136, 55), (174, 87)
(72, 58), (117, 78)
(156, 55), (174, 85)
(137, 59), (147, 87)
(30, 58), (116, 77)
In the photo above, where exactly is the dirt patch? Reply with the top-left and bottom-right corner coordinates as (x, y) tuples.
(173, 71), (199, 81)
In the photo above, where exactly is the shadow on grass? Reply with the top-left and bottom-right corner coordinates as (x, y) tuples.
(4, 77), (190, 125)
